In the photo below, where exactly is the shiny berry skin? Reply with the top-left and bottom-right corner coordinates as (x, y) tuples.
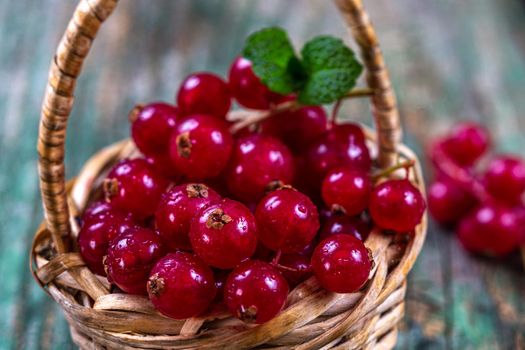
(277, 253), (312, 287)
(78, 212), (134, 276)
(312, 234), (372, 293)
(155, 184), (220, 251)
(483, 155), (525, 205)
(224, 260), (289, 323)
(130, 102), (178, 157)
(106, 228), (165, 295)
(457, 204), (522, 257)
(369, 179), (426, 232)
(82, 200), (116, 221)
(428, 178), (477, 226)
(189, 199), (257, 269)
(255, 188), (319, 253)
(319, 214), (370, 242)
(228, 57), (286, 110)
(225, 134), (294, 203)
(147, 252), (215, 319)
(104, 158), (169, 219)
(169, 114), (233, 181)
(261, 106), (328, 153)
(145, 153), (180, 180)
(321, 168), (371, 215)
(441, 121), (490, 166)
(177, 72), (231, 118)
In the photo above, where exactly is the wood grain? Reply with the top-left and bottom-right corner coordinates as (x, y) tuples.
(1, 0), (525, 348)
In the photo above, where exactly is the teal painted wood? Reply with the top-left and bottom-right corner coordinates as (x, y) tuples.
(1, 0), (525, 349)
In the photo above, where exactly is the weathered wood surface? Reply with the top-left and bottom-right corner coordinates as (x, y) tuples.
(1, 0), (525, 349)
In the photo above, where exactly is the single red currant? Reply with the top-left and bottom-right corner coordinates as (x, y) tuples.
(369, 179), (426, 232)
(169, 114), (233, 181)
(225, 134), (294, 203)
(312, 234), (372, 293)
(190, 199), (257, 269)
(441, 121), (490, 166)
(277, 253), (312, 287)
(255, 188), (319, 253)
(147, 252), (216, 319)
(104, 158), (169, 219)
(261, 106), (328, 153)
(130, 102), (178, 157)
(78, 211), (134, 276)
(321, 167), (371, 215)
(319, 214), (370, 242)
(155, 183), (220, 251)
(224, 260), (289, 323)
(457, 203), (522, 256)
(428, 178), (477, 226)
(145, 153), (180, 180)
(483, 155), (525, 205)
(105, 227), (165, 295)
(228, 57), (287, 110)
(82, 200), (116, 221)
(177, 72), (231, 118)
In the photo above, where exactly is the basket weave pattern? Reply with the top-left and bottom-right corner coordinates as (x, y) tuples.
(32, 0), (427, 348)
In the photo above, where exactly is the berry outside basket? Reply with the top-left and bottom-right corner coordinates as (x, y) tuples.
(31, 0), (428, 348)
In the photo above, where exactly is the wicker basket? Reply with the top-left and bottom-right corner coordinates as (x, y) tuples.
(31, 0), (427, 348)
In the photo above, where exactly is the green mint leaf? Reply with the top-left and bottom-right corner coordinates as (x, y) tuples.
(298, 36), (363, 105)
(242, 27), (305, 94)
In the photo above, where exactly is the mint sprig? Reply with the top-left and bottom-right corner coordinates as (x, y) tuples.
(242, 27), (363, 106)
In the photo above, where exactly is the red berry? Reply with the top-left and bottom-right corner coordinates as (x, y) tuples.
(78, 211), (134, 276)
(130, 102), (178, 157)
(104, 158), (169, 219)
(145, 153), (180, 180)
(311, 234), (372, 293)
(228, 57), (286, 110)
(225, 134), (294, 203)
(177, 72), (231, 118)
(457, 203), (521, 256)
(213, 269), (230, 302)
(483, 155), (525, 205)
(155, 183), (220, 251)
(190, 198), (258, 269)
(277, 253), (312, 287)
(106, 228), (165, 295)
(321, 167), (371, 215)
(255, 188), (319, 253)
(442, 121), (490, 166)
(428, 178), (477, 226)
(261, 106), (328, 153)
(319, 214), (370, 242)
(82, 200), (116, 221)
(169, 114), (233, 181)
(224, 260), (288, 323)
(147, 252), (215, 319)
(369, 179), (426, 232)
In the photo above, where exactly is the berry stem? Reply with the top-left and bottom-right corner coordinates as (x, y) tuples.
(331, 99), (343, 125)
(372, 159), (416, 182)
(344, 88), (375, 99)
(271, 250), (282, 266)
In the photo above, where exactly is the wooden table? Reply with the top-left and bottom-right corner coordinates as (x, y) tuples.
(1, 0), (525, 348)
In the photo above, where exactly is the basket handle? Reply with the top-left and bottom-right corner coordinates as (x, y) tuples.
(38, 0), (401, 253)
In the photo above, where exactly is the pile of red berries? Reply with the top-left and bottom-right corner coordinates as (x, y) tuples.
(78, 56), (426, 324)
(428, 122), (525, 256)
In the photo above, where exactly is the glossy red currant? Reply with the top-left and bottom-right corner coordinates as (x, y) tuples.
(225, 134), (294, 203)
(483, 155), (525, 205)
(255, 188), (319, 253)
(169, 114), (233, 181)
(105, 227), (165, 295)
(78, 211), (134, 276)
(428, 178), (477, 226)
(441, 121), (490, 166)
(457, 203), (522, 257)
(148, 252), (215, 319)
(312, 234), (372, 293)
(155, 183), (220, 251)
(145, 153), (180, 180)
(130, 102), (178, 157)
(319, 214), (370, 242)
(277, 253), (312, 287)
(189, 198), (257, 269)
(177, 72), (231, 118)
(224, 260), (289, 323)
(104, 158), (169, 219)
(82, 200), (116, 221)
(321, 167), (371, 215)
(261, 106), (328, 153)
(369, 179), (426, 232)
